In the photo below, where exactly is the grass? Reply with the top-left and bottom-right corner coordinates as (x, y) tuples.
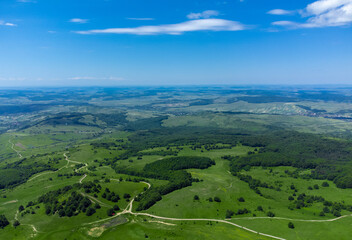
(2, 119), (352, 240)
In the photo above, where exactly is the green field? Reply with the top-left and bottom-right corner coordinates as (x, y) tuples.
(2, 87), (352, 239)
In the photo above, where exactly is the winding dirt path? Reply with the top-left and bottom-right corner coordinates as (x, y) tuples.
(228, 214), (352, 223)
(79, 174), (87, 184)
(8, 138), (23, 158)
(28, 152), (87, 182)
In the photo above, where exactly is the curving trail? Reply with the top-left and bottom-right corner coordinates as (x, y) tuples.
(82, 177), (352, 240)
(8, 138), (23, 158)
(132, 212), (286, 240)
(228, 214), (352, 223)
(28, 152), (87, 182)
(79, 174), (87, 184)
(82, 179), (285, 240)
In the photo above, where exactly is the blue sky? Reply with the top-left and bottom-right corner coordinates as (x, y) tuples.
(0, 0), (352, 86)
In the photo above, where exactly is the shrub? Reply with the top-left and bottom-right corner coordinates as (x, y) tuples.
(107, 208), (114, 216)
(0, 215), (9, 229)
(322, 182), (329, 187)
(86, 207), (96, 216)
(13, 220), (20, 228)
(18, 205), (24, 212)
(267, 211), (275, 217)
(288, 222), (294, 229)
(238, 197), (245, 202)
(226, 210), (234, 218)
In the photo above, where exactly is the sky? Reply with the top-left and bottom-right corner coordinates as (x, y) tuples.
(0, 0), (352, 87)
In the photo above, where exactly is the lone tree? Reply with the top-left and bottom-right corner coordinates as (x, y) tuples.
(194, 195), (199, 201)
(113, 205), (120, 211)
(18, 205), (24, 212)
(214, 196), (221, 202)
(0, 215), (9, 229)
(288, 222), (295, 229)
(13, 220), (20, 228)
(322, 182), (329, 187)
(267, 211), (275, 218)
(226, 210), (234, 219)
(86, 207), (96, 216)
(107, 208), (114, 216)
(238, 197), (245, 202)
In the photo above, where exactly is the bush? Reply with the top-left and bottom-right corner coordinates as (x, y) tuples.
(257, 206), (263, 211)
(267, 211), (275, 217)
(322, 182), (329, 187)
(226, 210), (234, 218)
(236, 208), (249, 215)
(214, 197), (221, 202)
(0, 215), (9, 229)
(13, 220), (20, 228)
(288, 222), (294, 229)
(333, 210), (341, 217)
(238, 197), (245, 202)
(107, 208), (114, 216)
(18, 205), (24, 212)
(194, 195), (199, 201)
(86, 207), (96, 216)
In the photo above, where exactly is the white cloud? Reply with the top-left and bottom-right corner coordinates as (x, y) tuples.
(267, 9), (295, 15)
(69, 18), (89, 24)
(0, 20), (17, 27)
(75, 18), (245, 35)
(69, 76), (124, 81)
(272, 21), (297, 26)
(272, 0), (352, 28)
(127, 18), (155, 21)
(187, 10), (220, 19)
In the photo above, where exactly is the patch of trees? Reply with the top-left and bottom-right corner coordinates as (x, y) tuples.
(143, 156), (215, 173)
(95, 113), (128, 126)
(288, 193), (325, 210)
(135, 170), (193, 211)
(234, 173), (274, 196)
(224, 131), (352, 189)
(189, 99), (214, 106)
(0, 160), (57, 189)
(0, 215), (9, 229)
(35, 183), (105, 218)
(117, 156), (214, 211)
(41, 191), (92, 217)
(124, 116), (168, 131)
(102, 188), (120, 202)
